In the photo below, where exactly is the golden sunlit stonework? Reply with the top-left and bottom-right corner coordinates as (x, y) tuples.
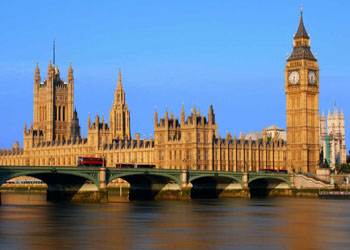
(0, 12), (343, 173)
(285, 11), (320, 173)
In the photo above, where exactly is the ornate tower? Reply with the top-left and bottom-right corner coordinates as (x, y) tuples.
(109, 69), (131, 140)
(70, 108), (81, 141)
(285, 10), (320, 173)
(32, 43), (74, 142)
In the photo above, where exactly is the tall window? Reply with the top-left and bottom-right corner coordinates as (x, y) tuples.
(62, 106), (65, 121)
(186, 150), (191, 160)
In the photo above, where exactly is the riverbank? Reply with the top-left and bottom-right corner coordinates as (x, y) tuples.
(2, 184), (349, 202)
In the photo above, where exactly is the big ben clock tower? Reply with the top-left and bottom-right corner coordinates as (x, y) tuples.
(285, 9), (320, 173)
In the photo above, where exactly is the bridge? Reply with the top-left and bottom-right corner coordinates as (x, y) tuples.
(0, 166), (293, 202)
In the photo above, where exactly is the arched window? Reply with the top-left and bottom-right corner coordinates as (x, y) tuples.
(54, 105), (57, 121)
(62, 106), (65, 121)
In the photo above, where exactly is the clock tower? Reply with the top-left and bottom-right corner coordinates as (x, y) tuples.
(285, 10), (320, 173)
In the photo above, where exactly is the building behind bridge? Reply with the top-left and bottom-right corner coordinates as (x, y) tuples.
(0, 11), (346, 173)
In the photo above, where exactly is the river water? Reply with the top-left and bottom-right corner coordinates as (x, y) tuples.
(0, 193), (349, 250)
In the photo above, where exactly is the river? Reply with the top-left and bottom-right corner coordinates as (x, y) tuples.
(0, 193), (349, 249)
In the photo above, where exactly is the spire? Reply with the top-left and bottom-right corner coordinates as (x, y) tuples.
(55, 64), (59, 75)
(165, 105), (168, 119)
(334, 107), (339, 115)
(287, 9), (316, 62)
(95, 114), (99, 125)
(154, 106), (158, 126)
(208, 105), (215, 125)
(181, 104), (185, 124)
(295, 8), (309, 39)
(226, 130), (231, 140)
(35, 62), (40, 74)
(118, 68), (123, 88)
(193, 104), (196, 116)
(88, 113), (91, 128)
(68, 61), (73, 74)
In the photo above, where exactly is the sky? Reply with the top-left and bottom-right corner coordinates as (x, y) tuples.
(0, 0), (350, 150)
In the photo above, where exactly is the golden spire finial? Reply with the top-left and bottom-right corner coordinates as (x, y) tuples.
(300, 4), (303, 14)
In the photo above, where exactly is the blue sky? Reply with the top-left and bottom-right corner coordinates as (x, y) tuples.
(0, 0), (350, 150)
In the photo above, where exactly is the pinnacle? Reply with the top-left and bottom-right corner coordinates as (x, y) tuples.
(295, 11), (309, 39)
(117, 68), (123, 88)
(35, 62), (40, 74)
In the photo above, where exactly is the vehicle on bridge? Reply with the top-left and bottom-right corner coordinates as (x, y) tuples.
(77, 157), (106, 167)
(258, 169), (288, 174)
(116, 163), (155, 169)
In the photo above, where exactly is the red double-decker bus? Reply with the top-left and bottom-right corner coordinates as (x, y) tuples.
(77, 157), (106, 167)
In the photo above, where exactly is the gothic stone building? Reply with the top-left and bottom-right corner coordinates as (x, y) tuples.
(0, 12), (329, 173)
(320, 108), (346, 169)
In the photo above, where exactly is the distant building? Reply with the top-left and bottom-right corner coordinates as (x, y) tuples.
(247, 125), (286, 142)
(319, 108), (346, 169)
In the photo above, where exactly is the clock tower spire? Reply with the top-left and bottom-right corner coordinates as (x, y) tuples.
(285, 10), (320, 173)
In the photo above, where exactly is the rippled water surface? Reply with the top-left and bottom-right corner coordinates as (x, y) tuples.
(0, 193), (349, 250)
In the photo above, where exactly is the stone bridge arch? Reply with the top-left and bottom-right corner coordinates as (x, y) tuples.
(0, 167), (101, 202)
(248, 175), (291, 198)
(189, 174), (243, 198)
(107, 171), (182, 200)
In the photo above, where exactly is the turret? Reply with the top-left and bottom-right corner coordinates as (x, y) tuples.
(109, 68), (131, 140)
(70, 108), (81, 140)
(165, 106), (169, 121)
(208, 105), (215, 125)
(154, 107), (158, 127)
(88, 114), (91, 129)
(181, 104), (185, 124)
(47, 59), (54, 85)
(95, 114), (100, 127)
(34, 62), (40, 84)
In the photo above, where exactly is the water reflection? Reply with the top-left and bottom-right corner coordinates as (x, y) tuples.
(0, 194), (349, 249)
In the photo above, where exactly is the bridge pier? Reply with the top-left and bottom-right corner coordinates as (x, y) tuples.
(181, 170), (190, 188)
(99, 167), (106, 190)
(243, 172), (248, 188)
(290, 173), (295, 188)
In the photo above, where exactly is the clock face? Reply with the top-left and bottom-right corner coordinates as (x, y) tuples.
(289, 71), (300, 85)
(308, 71), (316, 85)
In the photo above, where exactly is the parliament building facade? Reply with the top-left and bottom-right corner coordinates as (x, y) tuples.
(0, 12), (346, 173)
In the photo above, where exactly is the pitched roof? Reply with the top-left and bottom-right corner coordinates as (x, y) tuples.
(266, 124), (285, 131)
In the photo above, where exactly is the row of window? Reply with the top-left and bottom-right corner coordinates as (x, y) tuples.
(54, 105), (66, 121)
